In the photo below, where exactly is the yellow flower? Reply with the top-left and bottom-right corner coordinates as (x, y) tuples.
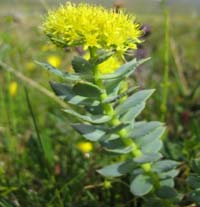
(25, 62), (35, 71)
(77, 141), (93, 153)
(84, 53), (122, 74)
(43, 2), (141, 53)
(98, 56), (122, 74)
(47, 55), (61, 68)
(9, 81), (18, 97)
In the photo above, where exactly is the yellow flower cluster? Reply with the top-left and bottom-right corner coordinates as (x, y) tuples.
(43, 2), (141, 53)
(47, 55), (61, 68)
(9, 81), (18, 97)
(77, 141), (93, 153)
(84, 53), (122, 74)
(98, 56), (122, 74)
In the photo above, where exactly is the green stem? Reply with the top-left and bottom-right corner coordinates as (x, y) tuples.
(89, 47), (151, 173)
(161, 7), (170, 121)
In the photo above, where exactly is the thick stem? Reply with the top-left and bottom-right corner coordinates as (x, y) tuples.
(89, 47), (151, 173)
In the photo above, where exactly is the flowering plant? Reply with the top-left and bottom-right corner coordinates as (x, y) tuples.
(39, 2), (178, 199)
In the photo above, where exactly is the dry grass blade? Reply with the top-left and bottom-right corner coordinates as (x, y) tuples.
(0, 61), (69, 109)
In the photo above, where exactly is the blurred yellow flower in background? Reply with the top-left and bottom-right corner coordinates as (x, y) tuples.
(77, 141), (93, 153)
(25, 62), (35, 71)
(9, 81), (18, 97)
(84, 53), (122, 74)
(98, 56), (122, 74)
(47, 55), (61, 68)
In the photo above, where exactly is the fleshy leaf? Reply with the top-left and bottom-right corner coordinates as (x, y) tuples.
(160, 178), (174, 188)
(134, 126), (166, 147)
(141, 140), (163, 154)
(50, 82), (100, 106)
(156, 186), (178, 199)
(36, 61), (82, 81)
(158, 169), (179, 179)
(120, 102), (145, 122)
(92, 50), (115, 65)
(152, 160), (179, 173)
(130, 174), (153, 196)
(72, 124), (106, 141)
(129, 121), (164, 138)
(103, 86), (139, 103)
(102, 138), (133, 154)
(134, 153), (162, 163)
(97, 160), (135, 177)
(101, 58), (149, 80)
(73, 81), (102, 98)
(63, 109), (111, 124)
(72, 56), (93, 74)
(116, 89), (155, 116)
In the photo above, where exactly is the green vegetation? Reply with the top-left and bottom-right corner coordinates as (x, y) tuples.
(0, 1), (200, 207)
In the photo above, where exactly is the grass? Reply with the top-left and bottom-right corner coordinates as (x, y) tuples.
(0, 1), (200, 206)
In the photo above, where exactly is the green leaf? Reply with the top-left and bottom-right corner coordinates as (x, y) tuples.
(104, 78), (121, 97)
(120, 102), (145, 122)
(97, 160), (135, 177)
(188, 175), (200, 189)
(152, 160), (179, 173)
(73, 81), (102, 98)
(92, 50), (115, 65)
(159, 169), (179, 179)
(85, 105), (103, 115)
(103, 86), (139, 104)
(101, 137), (122, 148)
(191, 159), (200, 172)
(72, 56), (93, 74)
(50, 82), (100, 106)
(36, 61), (82, 81)
(160, 178), (174, 188)
(102, 138), (133, 154)
(130, 174), (153, 196)
(129, 121), (164, 138)
(105, 146), (133, 154)
(116, 89), (155, 116)
(189, 191), (200, 205)
(134, 153), (162, 163)
(72, 124), (106, 141)
(141, 140), (163, 154)
(108, 123), (129, 134)
(156, 186), (177, 199)
(101, 58), (149, 80)
(41, 133), (54, 167)
(48, 36), (67, 47)
(134, 126), (166, 147)
(63, 109), (111, 124)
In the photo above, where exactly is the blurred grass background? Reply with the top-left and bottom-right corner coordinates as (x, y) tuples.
(0, 0), (200, 206)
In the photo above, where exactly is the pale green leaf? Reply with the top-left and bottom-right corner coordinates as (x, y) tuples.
(134, 153), (162, 163)
(97, 160), (135, 177)
(72, 124), (106, 141)
(130, 174), (153, 196)
(63, 109), (111, 124)
(116, 89), (155, 116)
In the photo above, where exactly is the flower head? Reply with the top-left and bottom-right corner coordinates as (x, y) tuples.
(47, 55), (61, 68)
(9, 81), (18, 97)
(43, 2), (141, 53)
(84, 53), (122, 74)
(26, 62), (35, 71)
(77, 141), (93, 153)
(98, 55), (122, 74)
